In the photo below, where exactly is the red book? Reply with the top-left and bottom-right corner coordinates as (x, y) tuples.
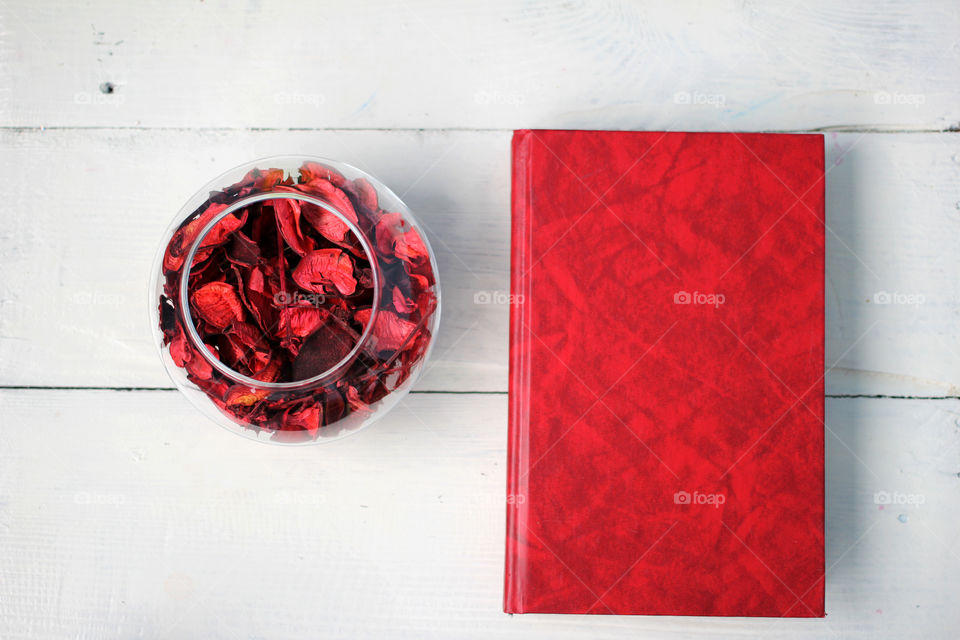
(506, 130), (825, 617)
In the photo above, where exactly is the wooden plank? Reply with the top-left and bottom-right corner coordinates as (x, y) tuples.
(0, 0), (958, 131)
(0, 391), (957, 637)
(1, 129), (958, 394)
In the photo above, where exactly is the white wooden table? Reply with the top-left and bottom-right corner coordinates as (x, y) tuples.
(1, 1), (959, 638)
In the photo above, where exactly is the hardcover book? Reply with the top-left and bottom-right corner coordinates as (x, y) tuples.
(506, 130), (825, 616)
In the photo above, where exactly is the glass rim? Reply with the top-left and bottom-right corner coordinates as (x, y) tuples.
(179, 190), (382, 390)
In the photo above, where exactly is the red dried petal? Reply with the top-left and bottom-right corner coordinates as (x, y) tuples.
(191, 282), (246, 329)
(252, 168), (286, 190)
(251, 356), (282, 383)
(217, 321), (270, 372)
(392, 286), (416, 313)
(232, 167), (286, 192)
(292, 249), (357, 296)
(302, 203), (353, 244)
(345, 385), (373, 414)
(374, 212), (405, 259)
(374, 211), (429, 264)
(163, 203), (230, 272)
(354, 309), (418, 354)
(299, 162), (346, 188)
(224, 320), (267, 350)
(240, 266), (279, 333)
(170, 331), (214, 380)
(296, 178), (359, 246)
(199, 212), (246, 249)
(277, 306), (329, 338)
(169, 330), (191, 367)
(187, 347), (216, 380)
(394, 228), (429, 265)
(283, 405), (322, 436)
(273, 199), (315, 256)
(409, 273), (430, 295)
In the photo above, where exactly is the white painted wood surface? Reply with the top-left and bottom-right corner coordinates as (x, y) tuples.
(1, 0), (959, 638)
(0, 0), (958, 131)
(1, 130), (959, 395)
(0, 393), (957, 639)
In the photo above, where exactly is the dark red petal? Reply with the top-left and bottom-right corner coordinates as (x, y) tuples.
(273, 199), (315, 256)
(408, 273), (430, 295)
(240, 266), (280, 333)
(291, 320), (358, 380)
(345, 177), (378, 211)
(226, 231), (261, 266)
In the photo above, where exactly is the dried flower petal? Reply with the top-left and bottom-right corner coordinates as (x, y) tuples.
(299, 162), (346, 188)
(302, 203), (353, 244)
(354, 309), (417, 354)
(392, 286), (416, 313)
(274, 198), (315, 256)
(163, 203), (231, 271)
(191, 282), (246, 329)
(169, 330), (215, 380)
(345, 177), (378, 211)
(298, 178), (357, 221)
(374, 212), (405, 259)
(291, 322), (357, 379)
(226, 231), (261, 266)
(292, 249), (357, 296)
(283, 405), (322, 436)
(394, 227), (429, 265)
(277, 306), (329, 339)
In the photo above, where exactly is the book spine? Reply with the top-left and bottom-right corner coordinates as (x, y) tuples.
(504, 130), (533, 614)
(814, 133), (827, 616)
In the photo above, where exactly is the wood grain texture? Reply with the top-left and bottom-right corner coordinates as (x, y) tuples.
(0, 391), (957, 638)
(0, 0), (958, 131)
(0, 129), (958, 394)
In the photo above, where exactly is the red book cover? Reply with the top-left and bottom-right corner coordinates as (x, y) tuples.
(505, 130), (825, 617)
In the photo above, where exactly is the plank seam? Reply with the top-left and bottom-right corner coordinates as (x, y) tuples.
(0, 386), (509, 395)
(0, 126), (957, 134)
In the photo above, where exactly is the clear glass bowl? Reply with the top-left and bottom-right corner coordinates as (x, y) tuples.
(149, 156), (441, 444)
